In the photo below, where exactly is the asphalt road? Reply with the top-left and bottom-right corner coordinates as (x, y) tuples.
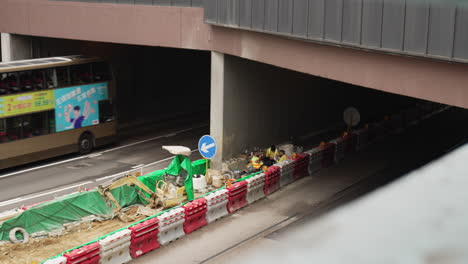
(0, 117), (209, 202)
(131, 107), (468, 264)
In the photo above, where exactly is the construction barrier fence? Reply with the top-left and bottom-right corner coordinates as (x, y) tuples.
(40, 102), (447, 263)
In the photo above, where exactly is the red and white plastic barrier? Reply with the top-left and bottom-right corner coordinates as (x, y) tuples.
(157, 208), (185, 245)
(205, 189), (229, 223)
(368, 121), (386, 142)
(264, 166), (281, 196)
(305, 147), (322, 175)
(330, 138), (345, 163)
(277, 159), (295, 187)
(226, 181), (248, 213)
(343, 133), (358, 153)
(320, 143), (335, 168)
(64, 242), (100, 264)
(245, 173), (265, 204)
(99, 229), (132, 264)
(129, 217), (160, 258)
(183, 198), (208, 234)
(292, 154), (310, 180)
(355, 127), (369, 151)
(43, 256), (67, 264)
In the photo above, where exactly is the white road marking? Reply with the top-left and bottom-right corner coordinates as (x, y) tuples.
(0, 148), (201, 207)
(0, 124), (207, 179)
(0, 181), (93, 207)
(0, 156), (87, 179)
(131, 164), (145, 169)
(88, 153), (103, 158)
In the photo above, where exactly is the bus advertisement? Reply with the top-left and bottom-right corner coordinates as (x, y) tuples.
(55, 83), (108, 132)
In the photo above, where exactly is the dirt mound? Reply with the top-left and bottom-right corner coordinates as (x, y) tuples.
(0, 215), (145, 264)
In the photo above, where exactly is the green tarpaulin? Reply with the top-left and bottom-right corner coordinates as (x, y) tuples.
(0, 157), (209, 241)
(166, 155), (195, 201)
(0, 191), (113, 241)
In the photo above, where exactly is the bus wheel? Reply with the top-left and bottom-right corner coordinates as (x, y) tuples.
(78, 133), (94, 154)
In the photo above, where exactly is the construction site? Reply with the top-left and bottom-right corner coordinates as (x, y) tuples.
(2, 0), (468, 263)
(0, 98), (457, 263)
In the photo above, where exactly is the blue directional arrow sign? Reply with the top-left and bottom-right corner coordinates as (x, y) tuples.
(198, 135), (217, 159)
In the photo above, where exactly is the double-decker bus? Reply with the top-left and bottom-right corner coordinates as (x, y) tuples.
(0, 56), (117, 170)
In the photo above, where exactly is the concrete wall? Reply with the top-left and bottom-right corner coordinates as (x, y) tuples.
(0, 33), (32, 61)
(212, 52), (418, 162)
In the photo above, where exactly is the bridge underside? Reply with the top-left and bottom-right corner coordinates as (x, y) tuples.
(1, 0), (467, 109)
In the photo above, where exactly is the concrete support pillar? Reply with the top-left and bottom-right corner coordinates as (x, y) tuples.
(1, 33), (32, 62)
(210, 52), (225, 168)
(210, 52), (417, 167)
(210, 52), (346, 167)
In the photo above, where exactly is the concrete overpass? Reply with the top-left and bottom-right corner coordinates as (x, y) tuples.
(1, 0), (468, 163)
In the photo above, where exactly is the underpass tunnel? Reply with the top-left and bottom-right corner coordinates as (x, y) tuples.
(30, 36), (211, 128)
(211, 53), (454, 165)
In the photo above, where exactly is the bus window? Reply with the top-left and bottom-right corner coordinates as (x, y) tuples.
(48, 111), (56, 134)
(92, 62), (110, 82)
(45, 67), (69, 89)
(71, 63), (92, 85)
(6, 116), (23, 141)
(19, 71), (34, 92)
(6, 73), (20, 94)
(45, 68), (58, 89)
(99, 100), (115, 123)
(30, 111), (51, 136)
(0, 74), (8, 95)
(56, 67), (69, 87)
(0, 119), (7, 143)
(22, 115), (33, 138)
(32, 70), (46, 90)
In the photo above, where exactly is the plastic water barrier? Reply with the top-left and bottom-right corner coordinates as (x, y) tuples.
(305, 147), (322, 175)
(183, 198), (208, 234)
(264, 166), (281, 196)
(99, 229), (132, 264)
(157, 208), (185, 245)
(355, 127), (369, 151)
(129, 217), (160, 258)
(64, 242), (100, 264)
(344, 133), (358, 153)
(245, 173), (265, 204)
(226, 181), (248, 213)
(205, 189), (229, 223)
(293, 154), (310, 180)
(277, 159), (295, 187)
(321, 143), (335, 168)
(330, 138), (346, 163)
(368, 121), (387, 142)
(43, 256), (67, 264)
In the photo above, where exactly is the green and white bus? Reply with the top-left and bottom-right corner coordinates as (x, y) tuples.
(0, 55), (117, 170)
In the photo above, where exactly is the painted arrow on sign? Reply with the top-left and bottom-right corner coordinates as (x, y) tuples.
(201, 143), (215, 153)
